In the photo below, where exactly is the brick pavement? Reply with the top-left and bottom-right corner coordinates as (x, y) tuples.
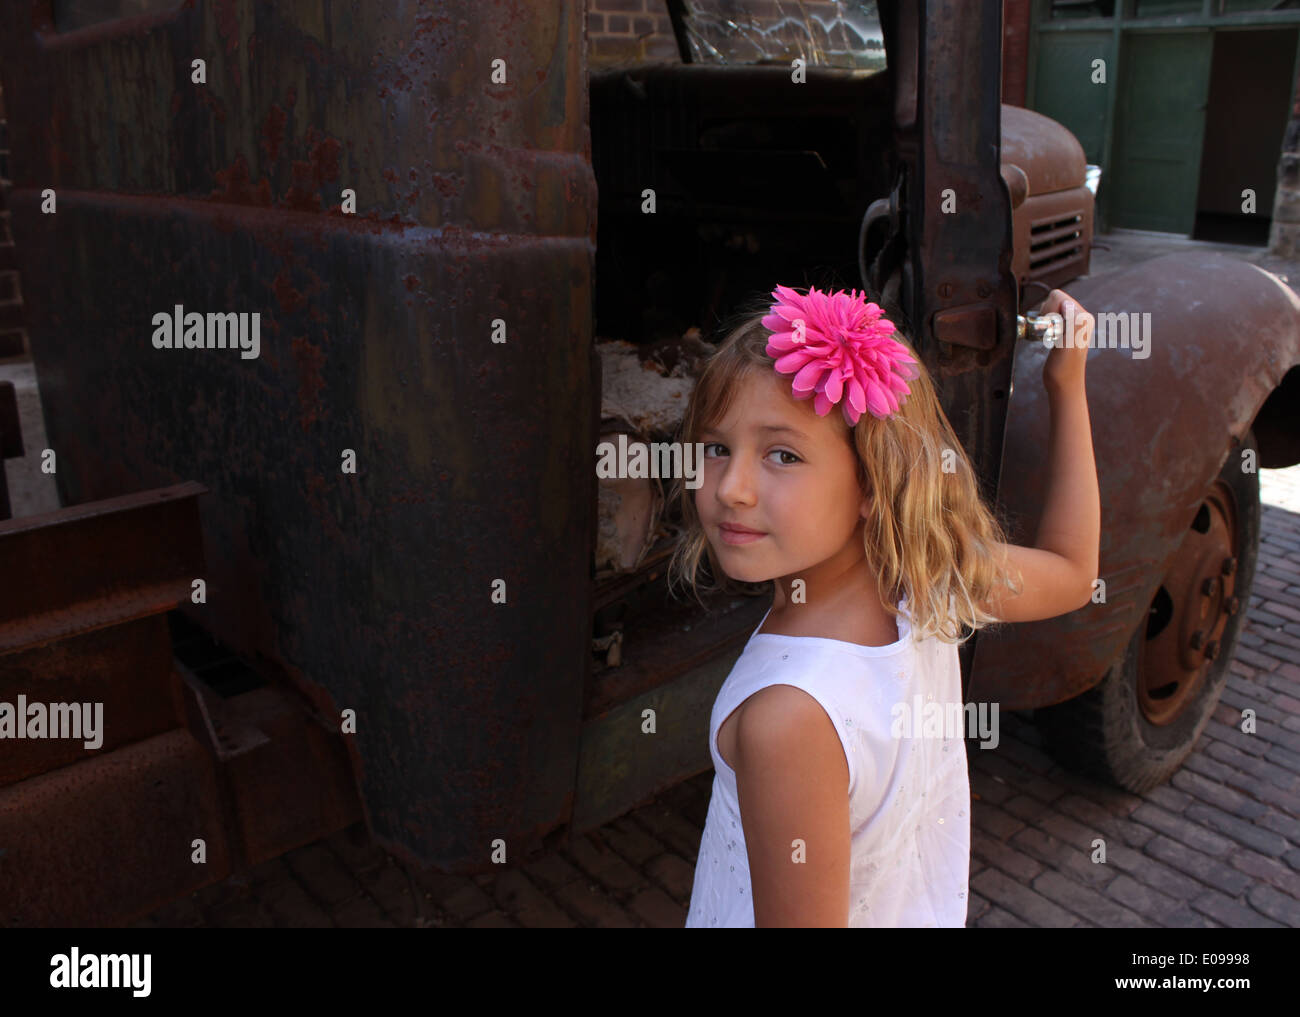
(131, 467), (1300, 929)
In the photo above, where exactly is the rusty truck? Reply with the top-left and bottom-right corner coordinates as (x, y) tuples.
(0, 0), (1298, 925)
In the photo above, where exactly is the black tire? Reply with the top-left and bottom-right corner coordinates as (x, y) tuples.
(1034, 430), (1262, 794)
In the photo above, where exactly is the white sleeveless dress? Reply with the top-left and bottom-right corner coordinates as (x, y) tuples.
(684, 597), (971, 927)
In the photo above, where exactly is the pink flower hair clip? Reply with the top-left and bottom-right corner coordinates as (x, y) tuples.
(761, 284), (921, 426)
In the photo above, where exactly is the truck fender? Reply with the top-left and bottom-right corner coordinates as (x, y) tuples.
(970, 251), (1300, 711)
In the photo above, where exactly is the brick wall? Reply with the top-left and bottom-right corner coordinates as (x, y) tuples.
(588, 0), (680, 66)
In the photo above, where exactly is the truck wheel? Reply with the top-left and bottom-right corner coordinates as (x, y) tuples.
(1034, 430), (1261, 794)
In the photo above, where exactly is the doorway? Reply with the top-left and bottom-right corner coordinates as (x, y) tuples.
(1110, 31), (1215, 234)
(1108, 27), (1298, 238)
(1192, 28), (1299, 245)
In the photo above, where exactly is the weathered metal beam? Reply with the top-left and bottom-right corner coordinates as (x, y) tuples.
(0, 727), (230, 927)
(0, 481), (206, 653)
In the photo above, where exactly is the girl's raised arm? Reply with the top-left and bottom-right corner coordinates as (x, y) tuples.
(979, 289), (1101, 625)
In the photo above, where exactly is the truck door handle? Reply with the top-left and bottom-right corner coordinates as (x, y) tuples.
(1018, 311), (1065, 345)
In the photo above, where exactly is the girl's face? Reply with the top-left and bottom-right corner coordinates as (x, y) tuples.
(695, 368), (871, 587)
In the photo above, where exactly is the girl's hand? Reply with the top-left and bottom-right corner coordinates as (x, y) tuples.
(1037, 288), (1094, 394)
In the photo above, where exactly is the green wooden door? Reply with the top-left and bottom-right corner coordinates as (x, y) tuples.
(1110, 31), (1213, 233)
(1032, 31), (1113, 164)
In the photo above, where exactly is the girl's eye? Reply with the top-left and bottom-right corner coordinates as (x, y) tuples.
(700, 443), (800, 465)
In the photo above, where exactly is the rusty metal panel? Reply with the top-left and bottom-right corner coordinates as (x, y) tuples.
(575, 648), (736, 835)
(0, 613), (184, 785)
(0, 1), (596, 871)
(177, 666), (362, 868)
(972, 251), (1300, 710)
(575, 589), (765, 830)
(0, 727), (230, 927)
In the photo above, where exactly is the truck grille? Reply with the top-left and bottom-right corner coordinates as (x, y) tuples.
(1029, 210), (1086, 274)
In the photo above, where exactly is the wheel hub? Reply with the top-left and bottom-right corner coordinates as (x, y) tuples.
(1139, 481), (1238, 726)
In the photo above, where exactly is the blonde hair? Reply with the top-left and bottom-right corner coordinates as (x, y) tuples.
(665, 291), (1023, 644)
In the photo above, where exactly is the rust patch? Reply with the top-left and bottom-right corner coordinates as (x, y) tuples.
(214, 0), (240, 56)
(291, 335), (326, 434)
(260, 103), (288, 163)
(198, 87), (227, 123)
(312, 136), (342, 181)
(211, 154), (272, 206)
(432, 173), (459, 199)
(271, 270), (306, 314)
(283, 169), (322, 210)
(283, 130), (342, 211)
(298, 35), (325, 66)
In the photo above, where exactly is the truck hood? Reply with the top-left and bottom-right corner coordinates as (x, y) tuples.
(1001, 103), (1088, 197)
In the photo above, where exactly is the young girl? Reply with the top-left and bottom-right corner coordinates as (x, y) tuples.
(668, 283), (1099, 927)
